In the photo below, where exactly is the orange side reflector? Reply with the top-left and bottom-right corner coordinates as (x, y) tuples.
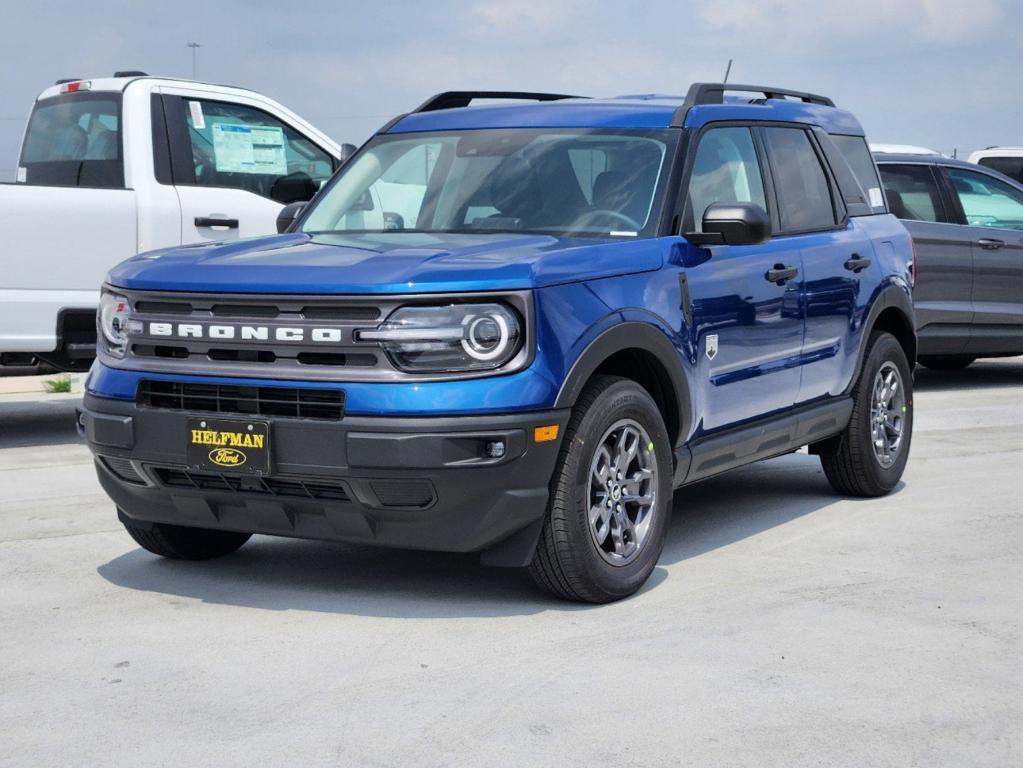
(534, 425), (559, 443)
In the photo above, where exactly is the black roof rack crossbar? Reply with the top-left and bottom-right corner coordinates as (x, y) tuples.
(412, 91), (583, 114)
(671, 82), (835, 126)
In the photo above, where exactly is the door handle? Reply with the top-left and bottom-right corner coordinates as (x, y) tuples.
(977, 238), (1005, 250)
(765, 264), (799, 284)
(195, 216), (239, 229)
(844, 255), (872, 273)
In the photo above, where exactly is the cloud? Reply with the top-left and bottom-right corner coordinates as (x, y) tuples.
(696, 0), (1007, 49)
(467, 0), (587, 38)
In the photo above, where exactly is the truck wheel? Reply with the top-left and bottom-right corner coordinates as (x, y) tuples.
(122, 516), (251, 560)
(820, 332), (913, 497)
(918, 355), (975, 370)
(528, 376), (672, 603)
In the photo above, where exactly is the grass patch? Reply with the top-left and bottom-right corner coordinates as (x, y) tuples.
(43, 375), (73, 394)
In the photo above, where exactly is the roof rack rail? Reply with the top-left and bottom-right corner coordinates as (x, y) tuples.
(411, 90), (582, 114)
(113, 70), (148, 78)
(671, 83), (835, 126)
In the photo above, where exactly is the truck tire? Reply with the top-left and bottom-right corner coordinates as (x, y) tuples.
(121, 517), (251, 560)
(528, 375), (672, 603)
(918, 355), (975, 371)
(821, 332), (913, 497)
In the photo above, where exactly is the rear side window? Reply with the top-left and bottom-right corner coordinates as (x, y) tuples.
(831, 134), (884, 211)
(876, 164), (947, 223)
(18, 93), (123, 188)
(946, 167), (1023, 231)
(761, 127), (836, 232)
(180, 98), (334, 204)
(976, 156), (1023, 185)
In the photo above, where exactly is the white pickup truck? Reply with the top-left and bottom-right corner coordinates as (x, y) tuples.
(1, 73), (348, 372)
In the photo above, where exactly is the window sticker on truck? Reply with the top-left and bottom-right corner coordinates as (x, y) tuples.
(188, 100), (205, 130)
(16, 166), (26, 182)
(211, 123), (287, 175)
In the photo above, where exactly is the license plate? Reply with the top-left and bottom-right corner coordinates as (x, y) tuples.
(186, 417), (271, 475)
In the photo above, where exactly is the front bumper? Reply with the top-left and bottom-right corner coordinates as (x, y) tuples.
(79, 393), (569, 566)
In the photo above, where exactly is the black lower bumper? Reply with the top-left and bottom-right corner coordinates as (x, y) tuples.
(79, 393), (569, 567)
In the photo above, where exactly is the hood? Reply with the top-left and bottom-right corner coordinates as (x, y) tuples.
(107, 232), (669, 294)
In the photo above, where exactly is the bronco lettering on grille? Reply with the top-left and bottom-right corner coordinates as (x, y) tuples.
(147, 323), (344, 343)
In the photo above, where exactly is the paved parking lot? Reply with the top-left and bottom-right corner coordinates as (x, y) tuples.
(1, 362), (1021, 767)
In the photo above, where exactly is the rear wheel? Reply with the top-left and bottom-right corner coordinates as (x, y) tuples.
(122, 516), (251, 560)
(820, 332), (913, 497)
(528, 376), (672, 603)
(918, 355), (976, 370)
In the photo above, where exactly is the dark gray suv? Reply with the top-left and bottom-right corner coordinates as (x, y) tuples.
(875, 153), (1023, 369)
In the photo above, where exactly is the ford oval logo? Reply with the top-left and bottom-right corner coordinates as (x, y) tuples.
(209, 448), (247, 467)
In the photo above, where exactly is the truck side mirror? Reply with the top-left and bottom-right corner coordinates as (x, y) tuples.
(685, 202), (771, 247)
(276, 202), (305, 234)
(339, 143), (357, 166)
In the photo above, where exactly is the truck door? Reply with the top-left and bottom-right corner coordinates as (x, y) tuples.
(681, 125), (803, 431)
(157, 88), (337, 244)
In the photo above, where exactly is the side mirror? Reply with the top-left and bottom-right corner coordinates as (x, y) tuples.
(685, 202), (770, 247)
(276, 202), (305, 234)
(338, 143), (357, 166)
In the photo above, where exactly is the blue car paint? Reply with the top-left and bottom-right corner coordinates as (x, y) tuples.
(107, 232), (667, 294)
(92, 94), (912, 447)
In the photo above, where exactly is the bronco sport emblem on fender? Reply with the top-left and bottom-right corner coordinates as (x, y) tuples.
(706, 334), (719, 361)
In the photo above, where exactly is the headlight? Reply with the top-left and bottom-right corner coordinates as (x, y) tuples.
(97, 290), (138, 358)
(359, 303), (523, 373)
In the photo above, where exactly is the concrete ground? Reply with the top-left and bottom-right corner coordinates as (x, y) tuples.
(1, 361), (1021, 767)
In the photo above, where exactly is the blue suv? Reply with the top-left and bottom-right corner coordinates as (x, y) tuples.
(80, 84), (916, 602)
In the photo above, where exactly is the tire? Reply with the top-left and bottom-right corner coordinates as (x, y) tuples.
(820, 332), (913, 497)
(122, 516), (251, 560)
(528, 375), (673, 603)
(918, 355), (975, 371)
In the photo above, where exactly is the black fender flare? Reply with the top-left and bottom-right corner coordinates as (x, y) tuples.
(846, 281), (917, 395)
(553, 322), (692, 446)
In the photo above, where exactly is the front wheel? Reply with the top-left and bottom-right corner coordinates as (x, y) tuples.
(820, 332), (913, 497)
(528, 376), (673, 603)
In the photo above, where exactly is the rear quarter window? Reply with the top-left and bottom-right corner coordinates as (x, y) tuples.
(831, 135), (884, 212)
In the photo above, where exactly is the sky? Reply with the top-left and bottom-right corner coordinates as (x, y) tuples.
(2, 0), (1021, 180)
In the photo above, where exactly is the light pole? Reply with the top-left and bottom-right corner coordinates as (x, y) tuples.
(187, 42), (202, 80)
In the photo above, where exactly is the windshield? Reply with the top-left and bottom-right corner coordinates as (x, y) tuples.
(19, 92), (123, 188)
(301, 129), (674, 238)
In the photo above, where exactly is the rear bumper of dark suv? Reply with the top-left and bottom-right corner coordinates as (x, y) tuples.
(79, 393), (569, 566)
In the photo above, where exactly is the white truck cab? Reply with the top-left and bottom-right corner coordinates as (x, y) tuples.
(968, 147), (1023, 185)
(1, 73), (346, 372)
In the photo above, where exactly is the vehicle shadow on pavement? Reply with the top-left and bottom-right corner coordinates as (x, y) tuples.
(0, 398), (81, 449)
(96, 451), (881, 617)
(660, 452), (888, 565)
(914, 358), (1023, 393)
